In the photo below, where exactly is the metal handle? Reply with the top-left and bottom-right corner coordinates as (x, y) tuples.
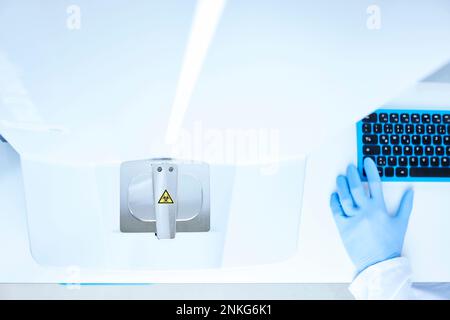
(152, 163), (178, 239)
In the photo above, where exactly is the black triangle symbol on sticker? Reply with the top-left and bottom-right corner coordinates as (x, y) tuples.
(158, 189), (174, 204)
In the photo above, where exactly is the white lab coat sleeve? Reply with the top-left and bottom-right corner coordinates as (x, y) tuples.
(349, 257), (415, 300)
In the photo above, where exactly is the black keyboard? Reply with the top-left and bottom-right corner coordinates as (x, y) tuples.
(357, 109), (450, 181)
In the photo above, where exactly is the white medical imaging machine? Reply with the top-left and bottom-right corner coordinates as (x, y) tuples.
(1, 0), (450, 283)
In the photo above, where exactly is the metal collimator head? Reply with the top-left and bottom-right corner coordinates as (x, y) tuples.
(120, 158), (210, 239)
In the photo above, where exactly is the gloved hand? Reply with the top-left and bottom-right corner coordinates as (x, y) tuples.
(330, 157), (414, 274)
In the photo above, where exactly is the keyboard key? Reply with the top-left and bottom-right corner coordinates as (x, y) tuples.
(447, 146), (450, 155)
(432, 114), (441, 123)
(404, 145), (413, 155)
(362, 123), (371, 133)
(363, 156), (376, 163)
(377, 156), (386, 166)
(410, 167), (450, 177)
(438, 125), (446, 134)
(433, 135), (442, 145)
(380, 135), (389, 144)
(426, 124), (435, 134)
(405, 124), (414, 134)
(363, 145), (380, 155)
(394, 124), (404, 134)
(399, 156), (408, 166)
(377, 167), (384, 177)
(420, 157), (429, 166)
(385, 167), (394, 177)
(414, 146), (423, 155)
(411, 113), (420, 123)
(393, 146), (402, 155)
(425, 146), (434, 155)
(379, 113), (389, 122)
(416, 124), (424, 134)
(422, 135), (431, 145)
(400, 113), (410, 123)
(390, 113), (399, 123)
(373, 124), (382, 133)
(444, 136), (450, 145)
(363, 113), (377, 123)
(384, 124), (393, 133)
(442, 157), (450, 167)
(422, 114), (431, 123)
(401, 135), (410, 144)
(436, 146), (444, 155)
(382, 145), (391, 155)
(412, 135), (421, 145)
(409, 156), (418, 166)
(444, 114), (450, 124)
(388, 156), (397, 166)
(395, 167), (408, 177)
(363, 134), (378, 144)
(390, 135), (399, 145)
(431, 157), (439, 167)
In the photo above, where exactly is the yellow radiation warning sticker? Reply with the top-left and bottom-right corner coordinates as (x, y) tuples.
(158, 189), (174, 204)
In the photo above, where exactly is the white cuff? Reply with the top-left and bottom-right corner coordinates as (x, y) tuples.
(349, 257), (414, 300)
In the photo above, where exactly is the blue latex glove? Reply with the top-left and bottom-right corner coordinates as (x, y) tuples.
(330, 157), (414, 274)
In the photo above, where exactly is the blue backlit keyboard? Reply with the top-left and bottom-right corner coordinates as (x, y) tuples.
(357, 109), (450, 181)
